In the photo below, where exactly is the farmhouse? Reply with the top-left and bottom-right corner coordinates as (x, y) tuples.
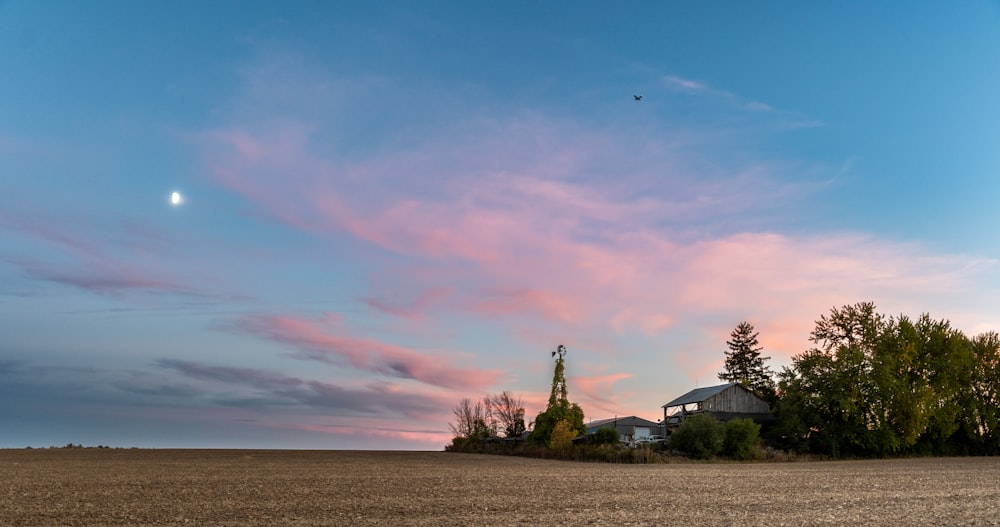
(585, 416), (662, 444)
(662, 383), (773, 430)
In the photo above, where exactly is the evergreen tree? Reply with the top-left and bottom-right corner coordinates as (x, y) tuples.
(719, 321), (776, 402)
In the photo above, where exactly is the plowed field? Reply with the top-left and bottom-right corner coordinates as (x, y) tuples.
(1, 449), (997, 526)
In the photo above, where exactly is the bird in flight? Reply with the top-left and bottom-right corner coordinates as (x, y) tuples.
(634, 95), (643, 101)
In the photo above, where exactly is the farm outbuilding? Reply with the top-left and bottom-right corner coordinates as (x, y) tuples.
(585, 416), (662, 444)
(662, 383), (773, 430)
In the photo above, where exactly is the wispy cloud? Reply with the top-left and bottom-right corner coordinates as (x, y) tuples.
(285, 420), (452, 448)
(663, 74), (823, 128)
(202, 83), (994, 366)
(663, 73), (776, 112)
(157, 358), (448, 418)
(17, 261), (197, 297)
(195, 53), (997, 401)
(663, 75), (710, 93)
(225, 314), (505, 390)
(0, 211), (200, 297)
(571, 372), (634, 416)
(0, 359), (25, 375)
(362, 286), (454, 320)
(0, 351), (456, 447)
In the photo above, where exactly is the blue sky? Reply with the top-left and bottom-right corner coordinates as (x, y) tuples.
(2, 2), (999, 449)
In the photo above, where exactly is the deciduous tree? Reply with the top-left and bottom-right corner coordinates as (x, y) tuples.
(774, 302), (995, 457)
(487, 390), (526, 438)
(955, 332), (1000, 454)
(449, 397), (491, 440)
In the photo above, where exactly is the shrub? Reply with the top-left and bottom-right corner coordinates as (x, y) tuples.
(670, 414), (724, 459)
(630, 447), (659, 463)
(723, 418), (761, 460)
(548, 419), (577, 451)
(445, 436), (475, 452)
(592, 426), (620, 445)
(570, 443), (626, 462)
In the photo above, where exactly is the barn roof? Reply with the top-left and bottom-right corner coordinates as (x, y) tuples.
(661, 383), (739, 408)
(586, 416), (660, 431)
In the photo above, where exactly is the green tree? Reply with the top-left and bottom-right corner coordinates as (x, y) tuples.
(529, 345), (586, 446)
(771, 365), (815, 454)
(723, 418), (761, 460)
(774, 302), (990, 457)
(718, 321), (776, 402)
(954, 332), (1000, 454)
(776, 302), (889, 457)
(887, 314), (969, 454)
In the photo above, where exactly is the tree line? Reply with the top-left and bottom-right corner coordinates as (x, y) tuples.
(449, 301), (1000, 459)
(448, 344), (587, 453)
(448, 391), (526, 441)
(719, 302), (999, 457)
(771, 302), (1000, 457)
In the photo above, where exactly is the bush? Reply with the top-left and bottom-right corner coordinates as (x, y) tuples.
(723, 418), (761, 460)
(570, 443), (627, 462)
(530, 402), (585, 446)
(548, 419), (577, 451)
(670, 414), (724, 459)
(445, 436), (476, 452)
(592, 426), (620, 445)
(630, 447), (659, 463)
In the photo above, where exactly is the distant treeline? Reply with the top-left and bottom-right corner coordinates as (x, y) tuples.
(22, 444), (132, 450)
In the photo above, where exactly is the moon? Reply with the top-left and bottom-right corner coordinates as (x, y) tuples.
(170, 192), (183, 206)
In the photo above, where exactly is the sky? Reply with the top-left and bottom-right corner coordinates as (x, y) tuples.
(2, 2), (1000, 450)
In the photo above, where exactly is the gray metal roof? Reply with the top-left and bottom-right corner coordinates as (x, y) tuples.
(661, 383), (738, 408)
(586, 415), (660, 431)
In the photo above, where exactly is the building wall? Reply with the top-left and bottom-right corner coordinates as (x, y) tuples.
(587, 417), (662, 440)
(702, 386), (771, 413)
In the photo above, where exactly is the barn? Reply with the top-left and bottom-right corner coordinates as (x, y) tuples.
(661, 383), (773, 430)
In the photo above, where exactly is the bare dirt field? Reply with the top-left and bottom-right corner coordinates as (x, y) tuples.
(1, 449), (998, 526)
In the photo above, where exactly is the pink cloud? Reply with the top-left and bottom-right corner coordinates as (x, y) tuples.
(196, 62), (996, 393)
(611, 309), (675, 335)
(362, 287), (454, 320)
(570, 372), (633, 415)
(230, 314), (505, 390)
(470, 288), (583, 324)
(201, 119), (994, 353)
(288, 421), (452, 450)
